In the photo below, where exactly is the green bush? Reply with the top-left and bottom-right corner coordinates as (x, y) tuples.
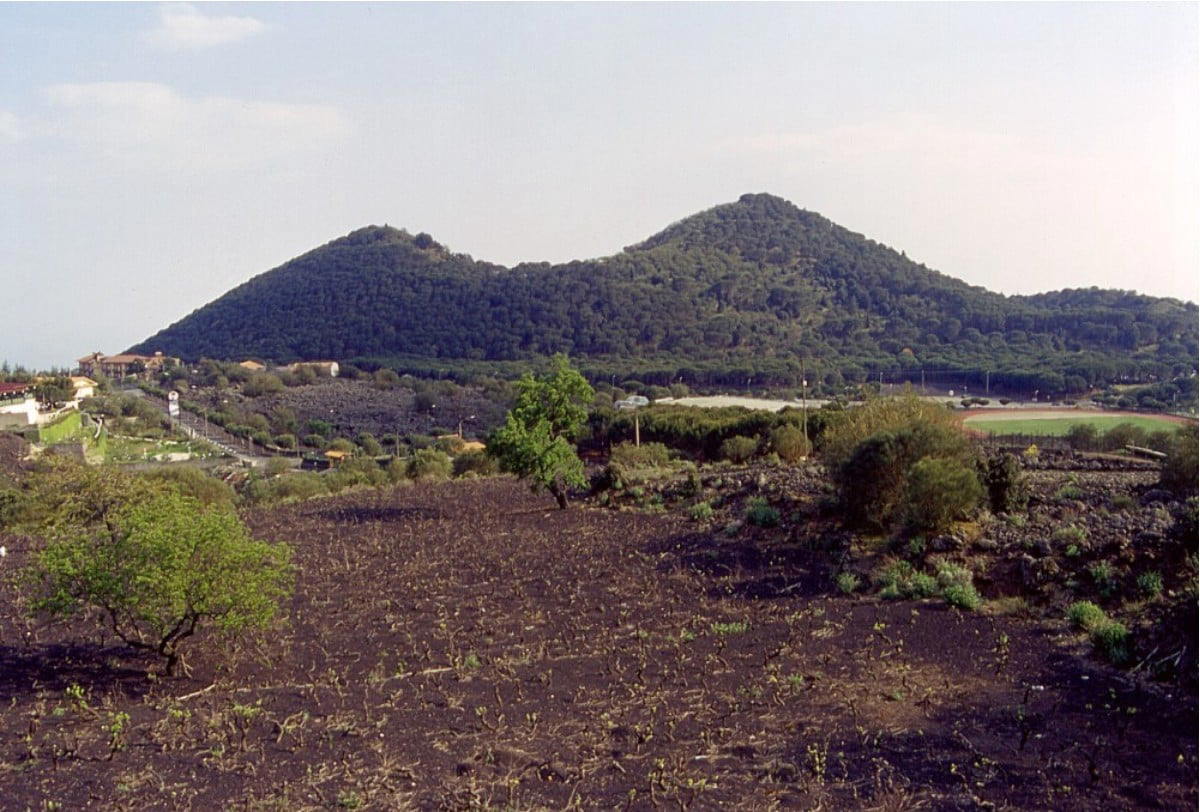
(1136, 571), (1164, 599)
(904, 456), (984, 533)
(826, 395), (978, 530)
(243, 373), (284, 397)
(245, 471), (328, 504)
(357, 433), (383, 457)
(689, 501), (714, 521)
(1068, 601), (1107, 631)
(302, 434), (327, 449)
(22, 481), (291, 676)
(981, 452), (1028, 514)
(274, 433), (297, 450)
(1160, 426), (1198, 495)
(719, 435), (758, 463)
(336, 456), (389, 488)
(744, 497), (780, 527)
(1053, 525), (1087, 545)
(1065, 424), (1100, 451)
(407, 448), (452, 481)
(769, 425), (811, 463)
(835, 572), (861, 595)
(610, 441), (671, 468)
(943, 583), (982, 611)
(1091, 620), (1130, 664)
(1089, 561), (1118, 597)
(141, 465), (235, 508)
(453, 450), (498, 478)
(328, 438), (357, 454)
(906, 572), (939, 599)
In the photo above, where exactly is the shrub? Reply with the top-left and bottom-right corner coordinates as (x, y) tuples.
(453, 450), (498, 478)
(328, 438), (357, 454)
(141, 465), (235, 508)
(610, 441), (671, 468)
(245, 471), (327, 504)
(689, 501), (714, 521)
(274, 433), (297, 450)
(302, 434), (327, 450)
(357, 433), (383, 457)
(981, 452), (1028, 514)
(407, 448), (452, 481)
(935, 561), (974, 591)
(334, 456), (389, 488)
(943, 583), (982, 610)
(1068, 601), (1107, 631)
(1136, 571), (1164, 599)
(835, 572), (860, 595)
(825, 394), (978, 530)
(1111, 493), (1136, 512)
(1053, 525), (1087, 545)
(719, 435), (758, 463)
(905, 456), (984, 533)
(264, 457), (293, 477)
(1065, 424), (1100, 451)
(769, 425), (811, 463)
(745, 497), (780, 527)
(1160, 426), (1198, 495)
(906, 572), (939, 599)
(1089, 561), (1117, 597)
(243, 373), (284, 397)
(22, 479), (291, 676)
(1091, 620), (1130, 664)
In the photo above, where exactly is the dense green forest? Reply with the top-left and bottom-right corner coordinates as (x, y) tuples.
(131, 194), (1198, 396)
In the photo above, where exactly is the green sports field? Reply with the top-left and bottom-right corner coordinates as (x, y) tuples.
(962, 411), (1184, 437)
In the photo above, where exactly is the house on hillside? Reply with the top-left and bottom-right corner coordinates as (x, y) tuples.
(239, 360), (266, 371)
(0, 383), (38, 428)
(77, 351), (179, 380)
(287, 360), (339, 378)
(69, 376), (97, 401)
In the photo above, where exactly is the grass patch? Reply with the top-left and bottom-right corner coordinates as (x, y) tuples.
(964, 414), (1179, 437)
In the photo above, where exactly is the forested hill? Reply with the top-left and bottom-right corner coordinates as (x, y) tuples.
(131, 193), (1198, 394)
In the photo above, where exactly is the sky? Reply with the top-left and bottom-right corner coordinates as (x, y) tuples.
(1, 2), (1197, 370)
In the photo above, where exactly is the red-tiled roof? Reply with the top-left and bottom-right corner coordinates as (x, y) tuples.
(0, 382), (31, 395)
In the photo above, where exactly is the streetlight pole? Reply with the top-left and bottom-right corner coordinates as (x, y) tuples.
(801, 378), (808, 447)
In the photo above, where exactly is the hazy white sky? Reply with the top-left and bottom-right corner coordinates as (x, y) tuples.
(2, 2), (1197, 369)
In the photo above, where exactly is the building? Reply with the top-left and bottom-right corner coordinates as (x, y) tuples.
(77, 351), (180, 379)
(0, 382), (38, 428)
(239, 360), (266, 371)
(69, 376), (97, 401)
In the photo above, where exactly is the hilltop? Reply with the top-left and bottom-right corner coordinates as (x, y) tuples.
(131, 194), (1198, 394)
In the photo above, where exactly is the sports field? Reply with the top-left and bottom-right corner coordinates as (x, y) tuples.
(961, 409), (1188, 437)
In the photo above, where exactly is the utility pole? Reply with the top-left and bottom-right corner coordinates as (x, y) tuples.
(920, 368), (925, 392)
(634, 411), (641, 447)
(801, 376), (809, 446)
(985, 370), (990, 394)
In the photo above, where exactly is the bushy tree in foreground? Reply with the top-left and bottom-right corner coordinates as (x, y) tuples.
(822, 393), (979, 530)
(488, 354), (593, 509)
(17, 461), (292, 676)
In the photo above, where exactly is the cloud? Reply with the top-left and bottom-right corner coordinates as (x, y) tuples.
(43, 82), (351, 172)
(144, 4), (265, 50)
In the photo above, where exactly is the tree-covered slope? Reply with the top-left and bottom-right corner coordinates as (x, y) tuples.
(132, 194), (1197, 393)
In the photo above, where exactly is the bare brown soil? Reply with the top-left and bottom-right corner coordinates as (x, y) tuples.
(0, 478), (1196, 809)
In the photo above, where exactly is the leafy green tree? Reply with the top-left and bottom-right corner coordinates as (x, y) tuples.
(488, 355), (594, 509)
(17, 463), (291, 676)
(33, 376), (74, 408)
